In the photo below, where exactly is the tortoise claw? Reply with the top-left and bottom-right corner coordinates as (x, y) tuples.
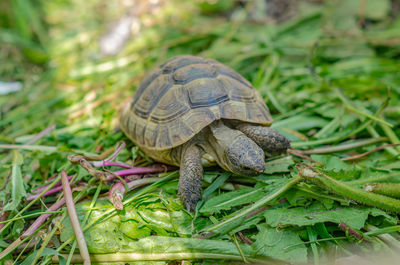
(179, 186), (202, 212)
(178, 143), (203, 211)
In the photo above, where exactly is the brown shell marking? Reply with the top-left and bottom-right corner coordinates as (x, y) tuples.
(120, 55), (273, 150)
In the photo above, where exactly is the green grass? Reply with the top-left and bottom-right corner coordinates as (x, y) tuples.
(1, 0), (400, 264)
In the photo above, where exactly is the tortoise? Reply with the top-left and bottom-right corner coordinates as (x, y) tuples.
(120, 55), (290, 211)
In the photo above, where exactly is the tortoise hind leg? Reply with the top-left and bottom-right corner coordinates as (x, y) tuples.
(236, 124), (290, 153)
(178, 143), (203, 211)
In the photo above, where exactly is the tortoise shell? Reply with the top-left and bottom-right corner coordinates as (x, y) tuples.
(120, 55), (273, 150)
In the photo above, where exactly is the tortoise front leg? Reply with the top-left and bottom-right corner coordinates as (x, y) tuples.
(178, 143), (203, 211)
(236, 124), (290, 153)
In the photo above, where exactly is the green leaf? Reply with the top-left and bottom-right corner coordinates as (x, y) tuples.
(120, 236), (254, 257)
(201, 178), (291, 213)
(200, 187), (266, 213)
(211, 214), (247, 235)
(314, 115), (342, 139)
(264, 156), (294, 174)
(131, 146), (140, 163)
(339, 0), (390, 20)
(311, 155), (350, 172)
(3, 151), (26, 211)
(374, 159), (400, 171)
(0, 239), (9, 248)
(285, 188), (335, 208)
(120, 220), (152, 239)
(307, 226), (319, 264)
(20, 248), (63, 265)
(231, 216), (264, 234)
(61, 194), (196, 252)
(312, 155), (361, 181)
(264, 202), (391, 230)
(169, 210), (193, 235)
(272, 115), (328, 131)
(203, 173), (231, 199)
(252, 223), (307, 263)
(368, 207), (398, 225)
(139, 208), (176, 231)
(196, 172), (231, 211)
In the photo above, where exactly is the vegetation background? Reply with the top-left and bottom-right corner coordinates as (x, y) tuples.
(1, 0), (400, 264)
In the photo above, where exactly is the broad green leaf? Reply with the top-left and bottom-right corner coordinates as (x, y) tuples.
(201, 177), (297, 235)
(252, 223), (307, 263)
(120, 220), (152, 239)
(200, 187), (265, 213)
(121, 236), (254, 257)
(312, 155), (363, 181)
(368, 207), (398, 225)
(169, 210), (192, 234)
(61, 195), (195, 252)
(4, 151), (26, 211)
(263, 202), (392, 229)
(139, 208), (175, 231)
(201, 178), (290, 213)
(264, 156), (294, 174)
(311, 155), (350, 172)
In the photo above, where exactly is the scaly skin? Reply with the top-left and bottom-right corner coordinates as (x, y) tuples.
(225, 135), (265, 175)
(177, 121), (290, 211)
(178, 143), (203, 211)
(206, 121), (266, 176)
(236, 124), (290, 153)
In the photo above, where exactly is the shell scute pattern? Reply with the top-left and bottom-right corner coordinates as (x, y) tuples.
(133, 71), (171, 119)
(120, 55), (272, 150)
(186, 78), (229, 108)
(161, 55), (208, 74)
(173, 63), (218, 84)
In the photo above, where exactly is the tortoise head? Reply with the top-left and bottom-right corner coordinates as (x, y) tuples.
(225, 135), (265, 176)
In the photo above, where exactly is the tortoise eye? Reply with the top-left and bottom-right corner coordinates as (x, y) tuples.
(242, 166), (251, 171)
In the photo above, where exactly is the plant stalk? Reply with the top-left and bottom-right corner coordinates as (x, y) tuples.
(202, 176), (301, 234)
(297, 164), (400, 213)
(51, 252), (272, 264)
(61, 170), (91, 265)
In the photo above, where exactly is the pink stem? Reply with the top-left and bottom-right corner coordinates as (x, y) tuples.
(61, 170), (91, 265)
(111, 164), (166, 179)
(104, 141), (125, 161)
(93, 161), (133, 169)
(27, 184), (67, 201)
(22, 197), (65, 237)
(109, 177), (161, 209)
(28, 165), (167, 201)
(109, 181), (125, 210)
(0, 197), (65, 260)
(91, 141), (126, 167)
(32, 174), (74, 194)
